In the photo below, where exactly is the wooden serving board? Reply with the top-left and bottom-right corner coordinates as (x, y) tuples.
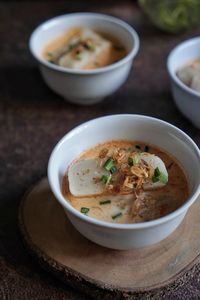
(18, 178), (200, 299)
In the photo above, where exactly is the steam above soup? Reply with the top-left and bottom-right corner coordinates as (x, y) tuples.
(43, 27), (127, 70)
(62, 140), (189, 223)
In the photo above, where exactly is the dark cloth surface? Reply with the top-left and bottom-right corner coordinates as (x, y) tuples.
(0, 1), (200, 299)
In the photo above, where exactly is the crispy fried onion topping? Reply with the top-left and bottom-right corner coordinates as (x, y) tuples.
(99, 147), (151, 194)
(122, 164), (150, 192)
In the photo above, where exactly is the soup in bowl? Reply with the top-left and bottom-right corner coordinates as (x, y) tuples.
(63, 140), (188, 224)
(43, 27), (127, 70)
(48, 115), (200, 249)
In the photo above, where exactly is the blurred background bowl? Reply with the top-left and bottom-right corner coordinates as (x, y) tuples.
(29, 12), (139, 105)
(167, 36), (200, 129)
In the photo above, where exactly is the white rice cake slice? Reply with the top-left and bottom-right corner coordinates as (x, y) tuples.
(58, 28), (112, 69)
(177, 60), (200, 86)
(68, 153), (168, 196)
(139, 153), (168, 190)
(177, 65), (195, 85)
(68, 159), (109, 197)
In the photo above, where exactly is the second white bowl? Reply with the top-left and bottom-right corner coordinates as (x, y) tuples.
(29, 13), (139, 105)
(167, 37), (200, 128)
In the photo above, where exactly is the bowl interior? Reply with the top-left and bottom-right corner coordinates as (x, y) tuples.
(30, 13), (137, 61)
(48, 115), (200, 211)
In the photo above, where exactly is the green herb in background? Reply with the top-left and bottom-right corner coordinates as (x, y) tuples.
(139, 0), (200, 34)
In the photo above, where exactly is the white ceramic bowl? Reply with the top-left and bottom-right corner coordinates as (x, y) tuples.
(48, 114), (200, 250)
(29, 13), (139, 105)
(167, 37), (200, 128)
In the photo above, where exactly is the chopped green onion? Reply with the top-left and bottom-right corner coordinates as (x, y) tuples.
(159, 173), (168, 184)
(135, 145), (141, 150)
(152, 175), (160, 183)
(103, 158), (114, 171)
(152, 167), (168, 184)
(152, 167), (161, 182)
(133, 156), (139, 164)
(80, 207), (90, 214)
(48, 59), (56, 64)
(154, 167), (161, 177)
(107, 174), (112, 184)
(128, 157), (134, 166)
(83, 41), (95, 51)
(110, 166), (117, 174)
(144, 145), (149, 152)
(68, 42), (79, 51)
(100, 200), (111, 205)
(112, 212), (122, 220)
(75, 53), (82, 60)
(128, 156), (139, 166)
(101, 175), (108, 184)
(100, 174), (111, 184)
(87, 45), (95, 51)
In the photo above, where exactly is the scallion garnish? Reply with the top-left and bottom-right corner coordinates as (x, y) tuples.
(83, 41), (95, 51)
(103, 158), (114, 171)
(152, 167), (168, 184)
(112, 212), (122, 220)
(159, 173), (168, 184)
(48, 59), (56, 64)
(133, 156), (139, 164)
(101, 175), (108, 184)
(100, 174), (111, 184)
(100, 200), (111, 205)
(154, 167), (161, 177)
(128, 157), (134, 166)
(75, 53), (82, 60)
(152, 175), (160, 183)
(135, 145), (141, 150)
(88, 45), (95, 51)
(128, 156), (139, 166)
(80, 207), (90, 214)
(110, 166), (117, 174)
(68, 42), (79, 51)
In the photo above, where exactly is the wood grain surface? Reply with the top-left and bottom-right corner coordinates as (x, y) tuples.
(19, 178), (200, 299)
(1, 1), (200, 299)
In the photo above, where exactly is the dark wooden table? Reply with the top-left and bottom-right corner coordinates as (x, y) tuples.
(0, 1), (200, 299)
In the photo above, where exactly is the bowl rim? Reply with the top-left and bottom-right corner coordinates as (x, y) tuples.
(167, 36), (200, 98)
(48, 114), (200, 230)
(29, 12), (140, 75)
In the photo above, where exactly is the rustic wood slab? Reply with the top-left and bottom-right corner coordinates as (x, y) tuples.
(18, 178), (200, 299)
